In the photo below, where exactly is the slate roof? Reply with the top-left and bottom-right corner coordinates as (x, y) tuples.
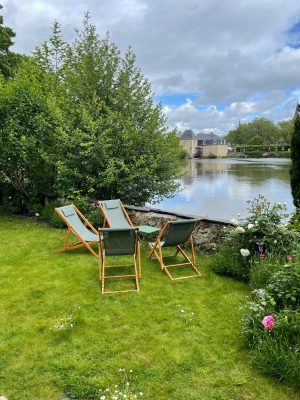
(180, 130), (226, 144)
(180, 129), (196, 139)
(197, 133), (223, 141)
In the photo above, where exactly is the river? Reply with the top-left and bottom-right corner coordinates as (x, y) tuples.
(153, 158), (295, 221)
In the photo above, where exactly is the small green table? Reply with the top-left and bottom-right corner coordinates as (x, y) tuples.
(139, 225), (160, 235)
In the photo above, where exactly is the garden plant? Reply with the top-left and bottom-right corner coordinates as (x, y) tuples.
(212, 195), (300, 385)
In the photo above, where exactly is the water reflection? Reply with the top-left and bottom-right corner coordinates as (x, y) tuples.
(153, 158), (294, 221)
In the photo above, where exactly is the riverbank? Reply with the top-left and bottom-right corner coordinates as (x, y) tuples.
(126, 205), (229, 252)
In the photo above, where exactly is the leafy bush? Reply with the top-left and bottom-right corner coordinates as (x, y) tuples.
(251, 328), (300, 384)
(250, 256), (287, 289)
(0, 59), (64, 213)
(241, 263), (300, 385)
(212, 195), (299, 282)
(211, 244), (251, 282)
(246, 151), (262, 158)
(267, 264), (300, 310)
(289, 210), (300, 232)
(1, 183), (23, 214)
(50, 211), (66, 229)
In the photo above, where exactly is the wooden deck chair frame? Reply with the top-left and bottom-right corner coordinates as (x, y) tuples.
(55, 204), (99, 257)
(98, 227), (140, 294)
(148, 220), (202, 280)
(98, 199), (142, 277)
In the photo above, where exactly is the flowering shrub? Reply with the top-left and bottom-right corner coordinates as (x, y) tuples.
(241, 263), (300, 385)
(240, 249), (250, 257)
(262, 315), (275, 330)
(250, 255), (286, 289)
(212, 195), (300, 283)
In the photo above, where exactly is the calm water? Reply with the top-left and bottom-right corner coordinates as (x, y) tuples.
(153, 158), (295, 221)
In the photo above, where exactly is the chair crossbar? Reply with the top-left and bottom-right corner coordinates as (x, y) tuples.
(103, 274), (138, 279)
(102, 288), (139, 294)
(164, 262), (192, 268)
(104, 263), (136, 268)
(171, 274), (201, 280)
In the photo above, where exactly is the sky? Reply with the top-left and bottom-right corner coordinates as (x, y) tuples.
(3, 0), (300, 135)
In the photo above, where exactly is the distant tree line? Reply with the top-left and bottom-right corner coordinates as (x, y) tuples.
(0, 6), (183, 216)
(225, 118), (293, 146)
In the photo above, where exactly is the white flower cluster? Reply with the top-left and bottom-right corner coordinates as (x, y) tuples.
(235, 226), (245, 233)
(230, 218), (239, 226)
(253, 288), (266, 300)
(178, 305), (195, 323)
(98, 369), (143, 400)
(240, 249), (250, 257)
(50, 315), (76, 330)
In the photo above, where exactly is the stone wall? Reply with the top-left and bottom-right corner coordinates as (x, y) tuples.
(126, 206), (230, 252)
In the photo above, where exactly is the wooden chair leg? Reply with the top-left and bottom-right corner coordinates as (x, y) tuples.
(133, 254), (140, 292)
(101, 251), (105, 294)
(138, 240), (141, 278)
(64, 227), (71, 250)
(148, 242), (158, 259)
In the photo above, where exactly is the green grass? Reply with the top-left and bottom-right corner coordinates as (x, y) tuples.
(0, 214), (299, 400)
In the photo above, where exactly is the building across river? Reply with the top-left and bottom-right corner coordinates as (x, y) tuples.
(180, 130), (228, 158)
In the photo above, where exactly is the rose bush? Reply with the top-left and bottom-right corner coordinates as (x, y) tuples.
(241, 263), (300, 385)
(212, 195), (300, 283)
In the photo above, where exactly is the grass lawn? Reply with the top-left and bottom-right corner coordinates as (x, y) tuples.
(0, 214), (299, 400)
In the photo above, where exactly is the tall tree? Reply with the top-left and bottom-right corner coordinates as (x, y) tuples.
(290, 110), (300, 208)
(0, 3), (23, 78)
(225, 118), (285, 146)
(36, 14), (182, 205)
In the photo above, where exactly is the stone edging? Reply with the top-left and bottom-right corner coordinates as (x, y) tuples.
(125, 205), (230, 252)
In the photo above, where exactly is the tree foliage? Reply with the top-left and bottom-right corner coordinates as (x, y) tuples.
(36, 15), (181, 205)
(0, 59), (65, 212)
(0, 3), (24, 78)
(290, 115), (300, 208)
(0, 15), (182, 213)
(225, 118), (293, 146)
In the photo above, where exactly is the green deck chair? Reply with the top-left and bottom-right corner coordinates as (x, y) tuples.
(55, 204), (99, 257)
(99, 199), (133, 229)
(98, 199), (160, 235)
(98, 227), (140, 294)
(148, 219), (202, 280)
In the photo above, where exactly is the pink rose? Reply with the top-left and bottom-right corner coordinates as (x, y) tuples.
(287, 255), (293, 261)
(262, 315), (275, 330)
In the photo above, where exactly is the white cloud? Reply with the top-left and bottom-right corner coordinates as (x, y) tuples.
(2, 0), (300, 133)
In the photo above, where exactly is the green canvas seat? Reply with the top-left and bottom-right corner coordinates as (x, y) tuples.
(99, 227), (140, 294)
(99, 199), (132, 229)
(98, 199), (159, 235)
(55, 204), (99, 257)
(148, 219), (202, 280)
